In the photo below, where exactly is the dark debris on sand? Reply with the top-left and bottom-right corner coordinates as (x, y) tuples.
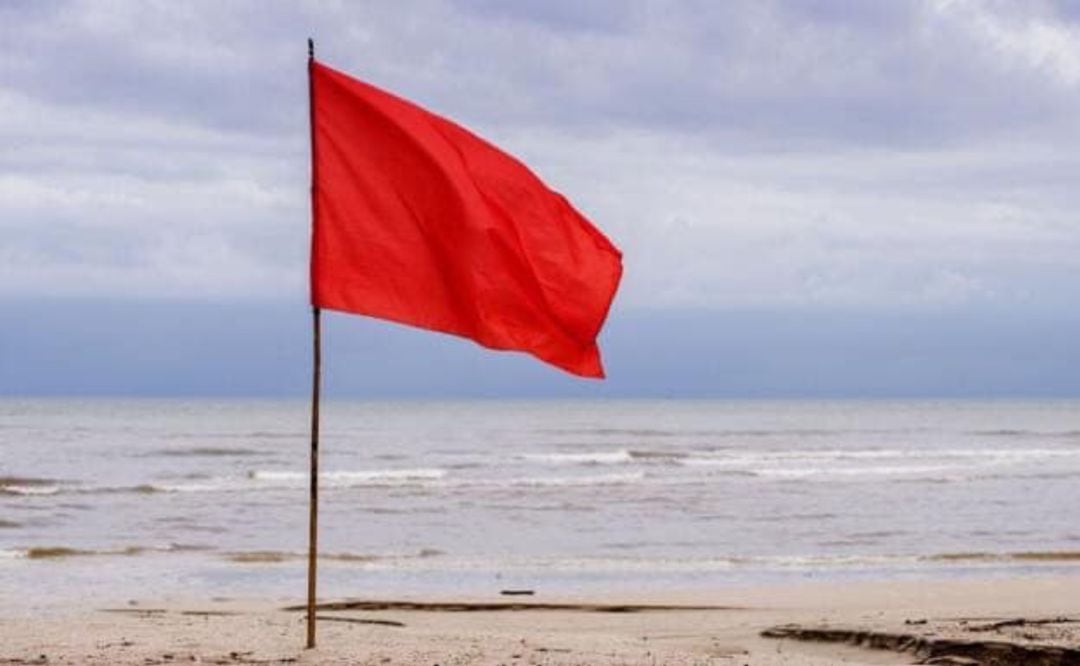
(762, 620), (1080, 665)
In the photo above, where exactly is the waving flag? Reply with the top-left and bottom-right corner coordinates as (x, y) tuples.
(308, 59), (623, 377)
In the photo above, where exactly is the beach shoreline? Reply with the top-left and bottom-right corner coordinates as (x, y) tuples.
(2, 574), (1077, 665)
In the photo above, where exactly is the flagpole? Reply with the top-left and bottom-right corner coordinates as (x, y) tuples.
(306, 306), (321, 648)
(306, 37), (321, 651)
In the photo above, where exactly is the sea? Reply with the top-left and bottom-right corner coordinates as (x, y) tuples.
(2, 398), (1080, 612)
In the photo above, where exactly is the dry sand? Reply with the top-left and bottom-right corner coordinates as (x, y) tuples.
(1, 575), (1077, 665)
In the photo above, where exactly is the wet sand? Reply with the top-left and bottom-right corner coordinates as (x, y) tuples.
(1, 575), (1078, 664)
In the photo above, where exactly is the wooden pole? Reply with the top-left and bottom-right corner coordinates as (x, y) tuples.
(306, 306), (321, 648)
(306, 37), (321, 651)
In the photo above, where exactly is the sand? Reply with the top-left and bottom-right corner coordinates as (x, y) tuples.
(1, 575), (1078, 665)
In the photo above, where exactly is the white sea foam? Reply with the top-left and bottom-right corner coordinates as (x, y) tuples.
(665, 447), (1080, 480)
(753, 554), (922, 569)
(466, 472), (646, 488)
(332, 552), (933, 574)
(168, 468), (448, 492)
(518, 447), (1080, 475)
(249, 468), (447, 484)
(144, 469), (648, 494)
(522, 450), (635, 465)
(0, 485), (62, 496)
(757, 464), (958, 480)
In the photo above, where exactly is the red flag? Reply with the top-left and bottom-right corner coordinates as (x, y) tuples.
(308, 60), (623, 378)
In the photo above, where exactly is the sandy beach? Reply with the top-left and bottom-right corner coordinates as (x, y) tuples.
(2, 575), (1077, 665)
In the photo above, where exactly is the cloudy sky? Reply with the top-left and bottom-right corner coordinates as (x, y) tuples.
(2, 0), (1079, 396)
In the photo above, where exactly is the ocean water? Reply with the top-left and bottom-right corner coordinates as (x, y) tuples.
(2, 398), (1080, 611)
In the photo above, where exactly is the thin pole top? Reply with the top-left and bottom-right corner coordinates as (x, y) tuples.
(308, 38), (314, 61)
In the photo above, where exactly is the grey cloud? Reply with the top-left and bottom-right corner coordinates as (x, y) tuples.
(1, 0), (1079, 310)
(5, 1), (1079, 143)
(362, 0), (1080, 147)
(2, 1), (309, 134)
(449, 0), (633, 33)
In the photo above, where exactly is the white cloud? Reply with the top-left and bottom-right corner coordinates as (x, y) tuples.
(929, 0), (1080, 87)
(508, 128), (1080, 308)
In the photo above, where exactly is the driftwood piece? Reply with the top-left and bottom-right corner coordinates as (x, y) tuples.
(314, 615), (405, 627)
(969, 617), (1080, 632)
(762, 624), (1080, 666)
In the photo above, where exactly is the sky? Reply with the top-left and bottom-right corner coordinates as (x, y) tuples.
(2, 0), (1079, 397)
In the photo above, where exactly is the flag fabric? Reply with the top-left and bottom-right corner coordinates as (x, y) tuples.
(308, 60), (623, 378)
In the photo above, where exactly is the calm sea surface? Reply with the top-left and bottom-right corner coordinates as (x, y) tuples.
(2, 398), (1080, 611)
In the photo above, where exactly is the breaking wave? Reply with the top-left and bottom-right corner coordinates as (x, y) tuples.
(1, 543), (212, 560)
(150, 447), (264, 458)
(516, 446), (1080, 485)
(0, 476), (64, 496)
(925, 550), (1080, 563)
(522, 451), (635, 465)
